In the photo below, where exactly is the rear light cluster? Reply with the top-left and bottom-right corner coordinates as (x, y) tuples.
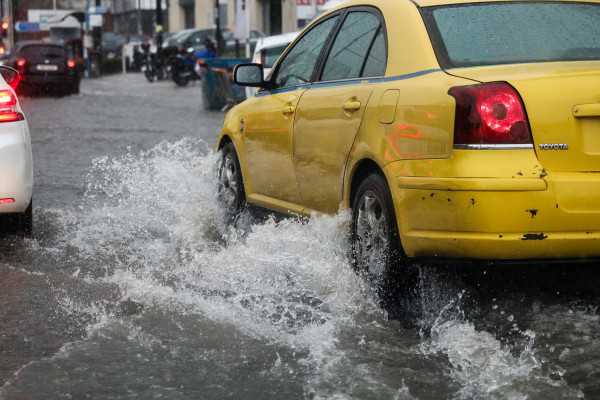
(0, 90), (23, 123)
(449, 82), (532, 147)
(67, 59), (76, 68)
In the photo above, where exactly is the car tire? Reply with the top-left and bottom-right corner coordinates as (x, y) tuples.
(72, 80), (80, 95)
(172, 63), (191, 87)
(17, 199), (33, 237)
(351, 173), (420, 324)
(217, 143), (246, 218)
(144, 67), (155, 83)
(0, 199), (32, 238)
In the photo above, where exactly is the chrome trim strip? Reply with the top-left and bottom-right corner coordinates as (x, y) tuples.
(453, 144), (534, 150)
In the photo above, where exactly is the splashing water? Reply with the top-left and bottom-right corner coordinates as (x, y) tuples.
(2, 138), (597, 399)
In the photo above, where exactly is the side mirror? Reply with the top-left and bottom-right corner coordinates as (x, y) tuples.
(233, 63), (264, 87)
(0, 66), (20, 90)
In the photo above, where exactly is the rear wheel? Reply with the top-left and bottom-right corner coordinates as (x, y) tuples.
(0, 199), (32, 238)
(217, 143), (246, 219)
(351, 173), (419, 323)
(172, 63), (191, 87)
(17, 200), (33, 237)
(71, 79), (80, 95)
(144, 63), (155, 82)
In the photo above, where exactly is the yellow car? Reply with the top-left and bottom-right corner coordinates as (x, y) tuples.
(216, 0), (600, 280)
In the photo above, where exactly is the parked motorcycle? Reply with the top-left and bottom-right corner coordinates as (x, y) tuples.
(171, 47), (215, 87)
(141, 43), (167, 83)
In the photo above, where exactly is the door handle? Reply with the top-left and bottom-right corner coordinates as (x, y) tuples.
(343, 101), (361, 112)
(282, 105), (295, 115)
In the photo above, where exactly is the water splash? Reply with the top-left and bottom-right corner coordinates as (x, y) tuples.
(4, 138), (596, 399)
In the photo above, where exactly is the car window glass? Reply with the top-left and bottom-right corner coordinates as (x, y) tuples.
(321, 11), (380, 81)
(263, 44), (289, 68)
(274, 16), (339, 88)
(21, 46), (66, 60)
(362, 28), (386, 77)
(426, 2), (600, 67)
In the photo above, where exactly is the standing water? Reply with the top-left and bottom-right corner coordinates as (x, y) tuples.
(1, 75), (598, 399)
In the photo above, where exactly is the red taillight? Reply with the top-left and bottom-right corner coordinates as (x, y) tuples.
(0, 90), (22, 123)
(16, 59), (26, 67)
(0, 198), (15, 204)
(67, 59), (76, 68)
(449, 82), (532, 146)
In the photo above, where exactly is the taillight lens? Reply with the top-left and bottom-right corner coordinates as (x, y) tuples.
(67, 59), (76, 68)
(16, 59), (26, 68)
(0, 90), (23, 123)
(449, 82), (532, 146)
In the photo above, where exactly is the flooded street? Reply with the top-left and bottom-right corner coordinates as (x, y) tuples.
(1, 73), (599, 399)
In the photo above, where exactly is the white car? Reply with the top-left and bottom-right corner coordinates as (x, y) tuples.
(0, 66), (33, 237)
(245, 31), (300, 99)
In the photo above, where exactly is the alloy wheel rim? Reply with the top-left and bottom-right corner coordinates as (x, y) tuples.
(219, 153), (239, 208)
(355, 190), (388, 279)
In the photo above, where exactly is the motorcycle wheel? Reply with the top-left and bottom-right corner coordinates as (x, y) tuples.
(144, 65), (155, 83)
(172, 65), (191, 87)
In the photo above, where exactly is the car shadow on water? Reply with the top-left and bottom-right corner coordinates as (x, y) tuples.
(384, 260), (600, 331)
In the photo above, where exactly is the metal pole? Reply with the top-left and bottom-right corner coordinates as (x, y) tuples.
(137, 0), (142, 35)
(155, 0), (163, 70)
(245, 0), (250, 58)
(214, 0), (221, 56)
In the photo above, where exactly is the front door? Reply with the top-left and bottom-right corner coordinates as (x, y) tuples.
(242, 14), (341, 210)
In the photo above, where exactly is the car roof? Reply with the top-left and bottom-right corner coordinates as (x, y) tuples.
(13, 41), (65, 50)
(254, 31), (300, 52)
(322, 0), (600, 11)
(412, 0), (600, 6)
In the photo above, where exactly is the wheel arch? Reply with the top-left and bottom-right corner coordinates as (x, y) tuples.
(348, 157), (407, 256)
(217, 134), (233, 151)
(348, 158), (386, 207)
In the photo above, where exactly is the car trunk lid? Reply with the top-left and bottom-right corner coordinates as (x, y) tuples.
(448, 61), (600, 172)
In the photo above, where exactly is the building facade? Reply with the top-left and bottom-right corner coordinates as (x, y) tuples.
(167, 0), (297, 36)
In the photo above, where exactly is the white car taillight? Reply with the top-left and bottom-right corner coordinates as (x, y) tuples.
(0, 89), (24, 123)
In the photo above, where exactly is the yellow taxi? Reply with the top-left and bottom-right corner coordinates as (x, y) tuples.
(216, 0), (600, 279)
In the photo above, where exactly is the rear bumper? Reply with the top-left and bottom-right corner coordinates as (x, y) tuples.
(387, 150), (600, 260)
(21, 73), (78, 87)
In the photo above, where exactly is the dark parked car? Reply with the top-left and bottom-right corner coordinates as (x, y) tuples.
(222, 29), (266, 55)
(6, 41), (80, 96)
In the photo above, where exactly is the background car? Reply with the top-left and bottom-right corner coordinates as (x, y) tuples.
(220, 0), (600, 314)
(244, 31), (299, 99)
(163, 28), (222, 58)
(222, 29), (266, 55)
(101, 32), (124, 59)
(6, 41), (80, 96)
(0, 65), (33, 237)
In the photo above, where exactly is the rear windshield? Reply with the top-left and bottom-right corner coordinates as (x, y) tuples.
(20, 45), (66, 60)
(421, 2), (600, 68)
